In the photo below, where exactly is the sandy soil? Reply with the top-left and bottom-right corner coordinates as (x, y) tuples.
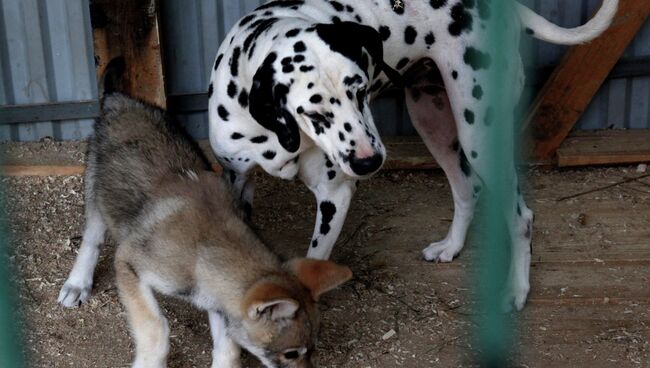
(3, 153), (650, 367)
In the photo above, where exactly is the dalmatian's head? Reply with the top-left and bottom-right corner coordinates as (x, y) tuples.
(248, 22), (403, 178)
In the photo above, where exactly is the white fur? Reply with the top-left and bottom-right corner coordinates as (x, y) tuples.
(516, 0), (618, 45)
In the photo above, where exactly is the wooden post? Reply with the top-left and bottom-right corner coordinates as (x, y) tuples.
(525, 0), (650, 161)
(90, 0), (166, 108)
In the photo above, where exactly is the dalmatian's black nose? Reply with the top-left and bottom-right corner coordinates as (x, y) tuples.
(349, 152), (384, 176)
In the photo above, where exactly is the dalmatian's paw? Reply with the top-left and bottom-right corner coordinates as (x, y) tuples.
(500, 278), (530, 312)
(57, 281), (92, 308)
(421, 239), (462, 263)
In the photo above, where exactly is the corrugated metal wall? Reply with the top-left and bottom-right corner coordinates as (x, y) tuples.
(0, 0), (648, 141)
(0, 0), (97, 141)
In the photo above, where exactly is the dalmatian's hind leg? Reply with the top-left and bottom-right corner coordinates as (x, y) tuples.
(406, 81), (480, 263)
(432, 53), (533, 311)
(299, 147), (356, 260)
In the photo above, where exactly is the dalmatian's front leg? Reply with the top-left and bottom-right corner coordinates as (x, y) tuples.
(299, 147), (356, 260)
(223, 168), (255, 220)
(405, 82), (480, 263)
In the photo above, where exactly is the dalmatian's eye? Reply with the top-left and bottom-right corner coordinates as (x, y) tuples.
(283, 349), (300, 360)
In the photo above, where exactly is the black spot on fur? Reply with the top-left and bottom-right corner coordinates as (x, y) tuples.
(293, 54), (305, 63)
(311, 239), (318, 248)
(294, 41), (306, 52)
(230, 47), (241, 77)
(471, 150), (478, 158)
(379, 25), (391, 41)
(256, 0), (304, 11)
(404, 26), (417, 44)
(332, 15), (342, 23)
(319, 201), (337, 234)
(227, 81), (237, 98)
(464, 47), (491, 70)
(208, 83), (214, 98)
(282, 65), (295, 73)
(472, 85), (483, 100)
(231, 132), (244, 140)
(281, 56), (293, 65)
(286, 28), (301, 38)
(449, 2), (473, 36)
(452, 70), (458, 79)
(244, 18), (279, 58)
(238, 89), (249, 108)
(307, 82), (314, 89)
(263, 150), (276, 160)
(344, 122), (352, 132)
(459, 149), (471, 176)
(218, 105), (229, 121)
(328, 170), (336, 180)
(451, 139), (460, 151)
(330, 1), (344, 11)
(250, 135), (268, 143)
(310, 94), (323, 103)
(396, 57), (410, 69)
(430, 0), (447, 9)
(239, 14), (256, 27)
(343, 74), (363, 86)
(338, 131), (345, 141)
(464, 109), (475, 124)
(300, 65), (314, 72)
(214, 54), (223, 71)
(425, 32), (435, 46)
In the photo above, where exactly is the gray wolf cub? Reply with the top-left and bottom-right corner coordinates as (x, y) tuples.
(58, 91), (351, 368)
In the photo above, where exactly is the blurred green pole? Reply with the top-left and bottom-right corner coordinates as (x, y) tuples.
(0, 180), (25, 367)
(475, 0), (519, 366)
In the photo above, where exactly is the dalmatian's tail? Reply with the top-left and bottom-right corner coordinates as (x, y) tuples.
(516, 0), (618, 45)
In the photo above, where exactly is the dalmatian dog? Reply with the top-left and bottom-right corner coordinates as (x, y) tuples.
(208, 0), (617, 311)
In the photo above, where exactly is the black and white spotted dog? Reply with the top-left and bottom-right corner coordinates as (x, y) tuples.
(207, 0), (617, 311)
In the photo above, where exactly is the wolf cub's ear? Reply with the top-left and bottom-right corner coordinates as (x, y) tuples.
(243, 282), (300, 321)
(285, 259), (353, 301)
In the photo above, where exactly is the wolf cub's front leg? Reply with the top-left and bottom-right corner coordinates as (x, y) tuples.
(209, 311), (241, 368)
(115, 257), (170, 368)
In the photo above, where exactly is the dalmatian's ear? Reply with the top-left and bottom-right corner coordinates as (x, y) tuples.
(249, 52), (301, 153)
(315, 22), (404, 87)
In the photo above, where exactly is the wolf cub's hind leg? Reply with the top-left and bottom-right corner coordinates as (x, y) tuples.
(116, 258), (170, 368)
(58, 167), (107, 307)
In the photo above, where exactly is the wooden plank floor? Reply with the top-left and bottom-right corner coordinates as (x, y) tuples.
(3, 141), (650, 367)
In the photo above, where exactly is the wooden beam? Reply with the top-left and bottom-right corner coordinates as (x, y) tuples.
(557, 129), (650, 167)
(90, 0), (166, 107)
(525, 0), (650, 161)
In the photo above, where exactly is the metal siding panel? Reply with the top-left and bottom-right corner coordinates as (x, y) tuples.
(0, 0), (96, 141)
(628, 76), (650, 129)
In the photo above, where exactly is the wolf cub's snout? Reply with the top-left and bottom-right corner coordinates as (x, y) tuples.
(58, 92), (351, 368)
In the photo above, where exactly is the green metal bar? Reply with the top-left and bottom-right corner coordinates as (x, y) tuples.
(473, 0), (522, 365)
(0, 175), (25, 367)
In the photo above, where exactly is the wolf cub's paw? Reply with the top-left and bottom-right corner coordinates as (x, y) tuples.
(57, 282), (91, 308)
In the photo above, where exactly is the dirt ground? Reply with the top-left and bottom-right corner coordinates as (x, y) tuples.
(3, 141), (650, 367)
